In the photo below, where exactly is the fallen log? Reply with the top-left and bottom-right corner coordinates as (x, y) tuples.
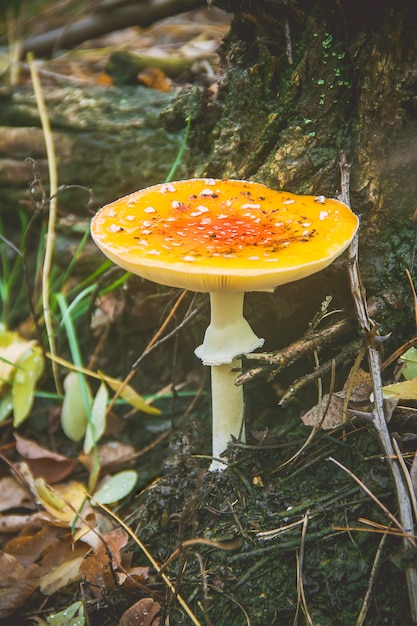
(0, 82), (185, 214)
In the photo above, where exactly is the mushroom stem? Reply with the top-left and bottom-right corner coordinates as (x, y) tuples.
(195, 291), (264, 366)
(195, 291), (264, 471)
(210, 358), (244, 471)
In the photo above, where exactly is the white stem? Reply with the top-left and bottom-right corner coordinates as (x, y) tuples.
(195, 292), (264, 365)
(210, 358), (244, 471)
(194, 292), (264, 471)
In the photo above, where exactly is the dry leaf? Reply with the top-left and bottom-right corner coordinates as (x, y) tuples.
(39, 553), (86, 596)
(79, 441), (136, 473)
(35, 479), (89, 524)
(302, 367), (373, 429)
(118, 598), (161, 626)
(0, 476), (35, 512)
(79, 527), (128, 596)
(0, 552), (38, 619)
(116, 566), (150, 590)
(0, 514), (35, 533)
(342, 367), (372, 402)
(138, 67), (171, 91)
(301, 394), (345, 429)
(15, 433), (77, 484)
(3, 525), (59, 567)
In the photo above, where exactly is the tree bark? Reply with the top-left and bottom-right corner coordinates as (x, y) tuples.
(163, 0), (417, 334)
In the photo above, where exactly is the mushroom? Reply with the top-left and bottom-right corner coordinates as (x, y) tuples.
(91, 178), (359, 470)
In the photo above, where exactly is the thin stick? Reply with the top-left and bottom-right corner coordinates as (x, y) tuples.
(28, 53), (62, 395)
(329, 456), (412, 538)
(106, 289), (190, 415)
(294, 512), (313, 626)
(94, 499), (203, 626)
(405, 268), (417, 330)
(339, 150), (417, 622)
(355, 533), (387, 626)
(392, 437), (417, 523)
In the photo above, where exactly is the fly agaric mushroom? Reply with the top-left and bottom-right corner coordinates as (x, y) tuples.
(91, 178), (358, 470)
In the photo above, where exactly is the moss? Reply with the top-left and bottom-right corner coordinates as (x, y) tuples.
(120, 422), (414, 625)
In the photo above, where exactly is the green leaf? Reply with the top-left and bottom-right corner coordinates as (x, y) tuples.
(61, 372), (92, 442)
(0, 393), (12, 422)
(46, 600), (85, 625)
(400, 347), (417, 380)
(12, 345), (44, 426)
(93, 470), (138, 504)
(84, 382), (108, 454)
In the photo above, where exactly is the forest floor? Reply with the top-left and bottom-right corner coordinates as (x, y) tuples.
(1, 2), (417, 625)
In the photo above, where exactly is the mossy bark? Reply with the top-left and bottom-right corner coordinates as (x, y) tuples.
(163, 0), (417, 334)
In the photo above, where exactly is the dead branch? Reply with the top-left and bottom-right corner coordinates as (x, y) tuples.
(339, 149), (417, 624)
(278, 338), (363, 407)
(238, 315), (356, 385)
(21, 0), (205, 58)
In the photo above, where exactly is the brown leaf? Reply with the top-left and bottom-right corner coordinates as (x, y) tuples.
(116, 566), (150, 590)
(301, 394), (345, 429)
(4, 525), (60, 567)
(117, 598), (161, 626)
(79, 527), (128, 595)
(39, 541), (88, 595)
(302, 368), (374, 430)
(342, 367), (372, 403)
(0, 476), (35, 512)
(79, 441), (136, 473)
(0, 552), (38, 619)
(15, 434), (77, 483)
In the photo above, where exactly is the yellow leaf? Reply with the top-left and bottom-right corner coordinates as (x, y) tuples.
(46, 353), (161, 415)
(98, 371), (161, 415)
(382, 378), (417, 400)
(12, 345), (44, 427)
(0, 328), (36, 394)
(35, 478), (87, 523)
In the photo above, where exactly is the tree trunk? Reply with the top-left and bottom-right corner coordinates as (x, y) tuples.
(163, 0), (417, 334)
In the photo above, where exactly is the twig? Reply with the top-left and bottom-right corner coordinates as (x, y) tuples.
(355, 533), (387, 626)
(339, 149), (417, 623)
(279, 338), (362, 407)
(329, 457), (412, 539)
(238, 316), (354, 385)
(94, 499), (203, 626)
(294, 512), (313, 626)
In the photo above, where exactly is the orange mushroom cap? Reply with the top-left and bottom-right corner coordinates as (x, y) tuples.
(91, 178), (359, 292)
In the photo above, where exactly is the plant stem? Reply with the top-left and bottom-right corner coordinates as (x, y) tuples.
(28, 53), (62, 395)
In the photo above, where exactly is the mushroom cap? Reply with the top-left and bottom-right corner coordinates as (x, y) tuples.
(91, 178), (359, 292)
